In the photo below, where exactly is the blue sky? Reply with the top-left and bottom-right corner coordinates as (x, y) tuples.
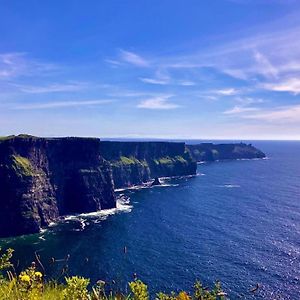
(1, 0), (300, 139)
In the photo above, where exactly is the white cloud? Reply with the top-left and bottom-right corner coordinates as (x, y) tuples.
(253, 51), (278, 79)
(137, 96), (179, 110)
(140, 77), (169, 85)
(140, 69), (171, 85)
(0, 52), (57, 79)
(155, 18), (300, 90)
(235, 96), (265, 105)
(104, 59), (123, 67)
(178, 81), (196, 86)
(215, 88), (239, 96)
(243, 104), (300, 122)
(16, 82), (89, 94)
(262, 77), (300, 94)
(119, 50), (149, 67)
(14, 99), (113, 110)
(223, 106), (260, 114)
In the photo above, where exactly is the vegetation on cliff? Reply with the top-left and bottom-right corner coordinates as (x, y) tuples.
(0, 248), (225, 300)
(111, 156), (148, 167)
(0, 136), (116, 238)
(11, 155), (34, 177)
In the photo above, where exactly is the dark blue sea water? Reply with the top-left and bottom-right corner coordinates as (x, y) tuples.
(1, 141), (300, 299)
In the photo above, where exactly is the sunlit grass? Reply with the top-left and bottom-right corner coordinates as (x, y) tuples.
(0, 248), (226, 300)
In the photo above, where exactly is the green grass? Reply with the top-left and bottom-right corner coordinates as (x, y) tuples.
(154, 156), (188, 165)
(120, 156), (137, 165)
(11, 155), (34, 177)
(0, 134), (36, 142)
(111, 156), (149, 168)
(0, 135), (15, 142)
(158, 157), (173, 164)
(0, 248), (226, 300)
(211, 149), (219, 157)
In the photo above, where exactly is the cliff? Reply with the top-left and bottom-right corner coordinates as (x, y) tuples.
(0, 136), (265, 238)
(0, 136), (197, 237)
(186, 142), (266, 162)
(0, 135), (115, 238)
(100, 141), (197, 188)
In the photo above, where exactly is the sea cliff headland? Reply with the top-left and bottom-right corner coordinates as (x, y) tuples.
(0, 135), (265, 238)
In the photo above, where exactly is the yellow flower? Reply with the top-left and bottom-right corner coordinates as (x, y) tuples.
(19, 274), (31, 283)
(35, 271), (43, 278)
(177, 291), (190, 300)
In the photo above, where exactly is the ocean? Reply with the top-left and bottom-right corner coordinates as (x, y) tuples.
(1, 141), (300, 299)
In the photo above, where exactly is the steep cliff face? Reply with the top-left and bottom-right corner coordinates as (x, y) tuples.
(100, 141), (197, 188)
(0, 137), (198, 237)
(0, 136), (264, 238)
(0, 136), (115, 237)
(186, 143), (266, 162)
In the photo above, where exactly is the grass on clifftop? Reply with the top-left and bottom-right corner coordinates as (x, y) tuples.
(0, 248), (226, 300)
(0, 134), (36, 142)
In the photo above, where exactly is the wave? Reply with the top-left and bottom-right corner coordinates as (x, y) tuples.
(151, 183), (179, 188)
(38, 174), (194, 236)
(219, 184), (241, 188)
(64, 196), (132, 222)
(236, 157), (269, 161)
(115, 174), (196, 192)
(39, 195), (133, 236)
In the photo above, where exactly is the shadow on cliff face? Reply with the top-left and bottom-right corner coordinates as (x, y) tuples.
(0, 136), (116, 238)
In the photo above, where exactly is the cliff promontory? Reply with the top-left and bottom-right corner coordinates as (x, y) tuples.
(186, 142), (266, 162)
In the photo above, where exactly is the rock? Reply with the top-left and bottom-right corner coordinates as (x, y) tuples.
(151, 177), (161, 186)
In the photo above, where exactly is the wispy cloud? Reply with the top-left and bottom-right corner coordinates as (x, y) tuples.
(140, 69), (170, 85)
(137, 95), (180, 110)
(262, 77), (300, 94)
(253, 51), (278, 80)
(215, 88), (240, 96)
(243, 104), (300, 122)
(149, 19), (300, 96)
(235, 96), (265, 105)
(14, 99), (113, 110)
(139, 77), (169, 85)
(178, 81), (196, 86)
(104, 59), (123, 67)
(0, 52), (58, 80)
(15, 82), (89, 94)
(223, 106), (260, 114)
(119, 50), (149, 67)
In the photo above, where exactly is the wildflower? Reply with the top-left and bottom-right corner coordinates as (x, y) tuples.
(177, 291), (190, 300)
(35, 271), (43, 278)
(97, 280), (106, 286)
(19, 274), (31, 283)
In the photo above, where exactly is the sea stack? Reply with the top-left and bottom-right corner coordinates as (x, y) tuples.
(151, 177), (161, 186)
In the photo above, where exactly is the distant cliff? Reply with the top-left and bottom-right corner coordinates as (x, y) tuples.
(100, 141), (197, 188)
(0, 135), (115, 238)
(186, 143), (266, 162)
